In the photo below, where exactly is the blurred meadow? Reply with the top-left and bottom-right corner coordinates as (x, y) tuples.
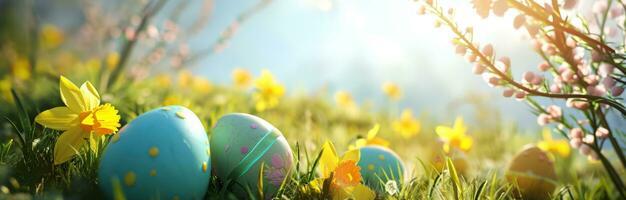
(0, 0), (625, 199)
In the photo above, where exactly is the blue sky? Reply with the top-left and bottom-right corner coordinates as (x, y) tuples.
(185, 0), (545, 126)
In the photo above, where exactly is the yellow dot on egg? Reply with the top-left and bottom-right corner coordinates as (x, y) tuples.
(207, 148), (211, 156)
(173, 195), (180, 200)
(378, 155), (385, 160)
(202, 162), (208, 172)
(149, 147), (159, 157)
(368, 164), (375, 171)
(175, 111), (186, 119)
(124, 171), (136, 187)
(162, 107), (171, 111)
(149, 169), (157, 177)
(112, 134), (120, 143)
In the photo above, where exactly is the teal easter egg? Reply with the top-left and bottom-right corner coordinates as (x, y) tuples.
(98, 106), (211, 200)
(357, 146), (405, 192)
(210, 113), (293, 198)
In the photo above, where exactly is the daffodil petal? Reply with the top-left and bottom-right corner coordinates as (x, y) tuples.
(59, 76), (86, 112)
(460, 137), (473, 151)
(35, 107), (78, 130)
(436, 126), (454, 139)
(319, 141), (339, 178)
(80, 81), (100, 110)
(341, 149), (360, 162)
(54, 127), (85, 165)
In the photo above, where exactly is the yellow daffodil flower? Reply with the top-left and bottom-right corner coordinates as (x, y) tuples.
(232, 68), (252, 88)
(253, 70), (285, 111)
(537, 128), (570, 157)
(0, 76), (13, 103)
(40, 24), (64, 49)
(392, 109), (421, 138)
(35, 76), (121, 165)
(349, 124), (390, 149)
(192, 77), (213, 94)
(436, 117), (473, 153)
(12, 56), (31, 81)
(334, 90), (355, 108)
(382, 82), (402, 101)
(106, 52), (120, 70)
(308, 141), (375, 200)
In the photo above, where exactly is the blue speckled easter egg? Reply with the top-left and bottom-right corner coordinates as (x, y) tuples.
(357, 146), (405, 192)
(98, 106), (211, 200)
(210, 113), (293, 198)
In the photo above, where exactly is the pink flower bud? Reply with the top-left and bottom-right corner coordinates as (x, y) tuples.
(531, 75), (544, 85)
(522, 71), (535, 83)
(583, 135), (595, 144)
(417, 4), (426, 15)
(482, 44), (494, 57)
(587, 85), (607, 96)
(563, 0), (578, 10)
(514, 91), (526, 100)
(537, 114), (551, 126)
(570, 128), (584, 139)
(602, 77), (615, 88)
(595, 127), (609, 139)
(541, 44), (556, 55)
(598, 63), (614, 77)
(502, 89), (515, 97)
(610, 7), (624, 19)
(561, 69), (576, 83)
(526, 24), (540, 37)
(570, 138), (582, 148)
(492, 0), (509, 17)
(455, 45), (466, 55)
(488, 76), (501, 87)
(546, 105), (562, 119)
(592, 1), (608, 15)
(612, 86), (624, 96)
(584, 75), (599, 86)
(538, 62), (550, 71)
(591, 50), (604, 62)
(472, 63), (486, 74)
(550, 84), (561, 93)
(566, 37), (577, 48)
(513, 14), (526, 29)
(465, 53), (477, 63)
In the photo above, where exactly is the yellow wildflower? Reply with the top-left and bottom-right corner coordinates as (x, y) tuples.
(40, 24), (64, 49)
(436, 117), (473, 153)
(537, 128), (570, 157)
(106, 52), (120, 70)
(35, 76), (121, 164)
(334, 90), (355, 108)
(154, 74), (172, 88)
(350, 124), (390, 149)
(253, 70), (285, 111)
(12, 56), (31, 80)
(232, 68), (252, 88)
(178, 70), (193, 87)
(392, 109), (421, 138)
(192, 77), (213, 94)
(382, 82), (402, 101)
(311, 141), (375, 200)
(0, 77), (13, 103)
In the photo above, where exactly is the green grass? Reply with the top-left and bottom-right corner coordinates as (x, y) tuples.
(0, 73), (623, 199)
